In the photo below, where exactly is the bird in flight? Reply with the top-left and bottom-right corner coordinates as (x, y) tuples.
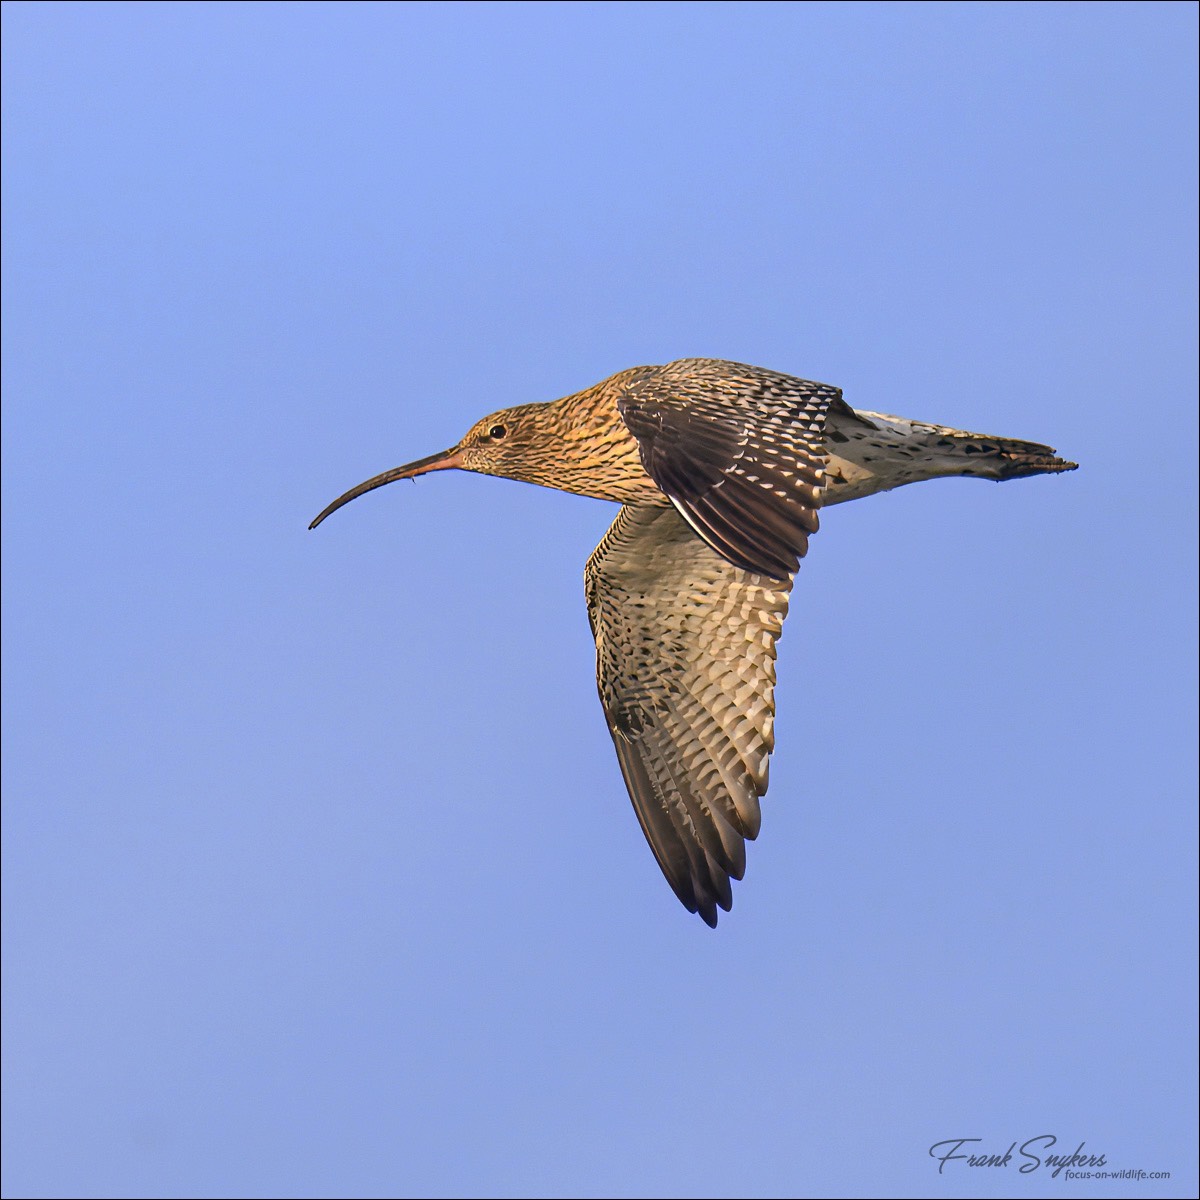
(310, 359), (1076, 926)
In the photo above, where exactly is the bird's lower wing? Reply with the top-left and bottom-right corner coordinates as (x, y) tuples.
(617, 359), (838, 579)
(585, 503), (794, 927)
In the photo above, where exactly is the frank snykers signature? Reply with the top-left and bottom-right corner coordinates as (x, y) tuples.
(930, 1136), (1107, 1177)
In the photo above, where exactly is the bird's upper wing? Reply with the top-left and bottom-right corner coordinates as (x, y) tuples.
(585, 502), (794, 927)
(616, 359), (840, 578)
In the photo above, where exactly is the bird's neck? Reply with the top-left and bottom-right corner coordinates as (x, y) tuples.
(524, 374), (663, 504)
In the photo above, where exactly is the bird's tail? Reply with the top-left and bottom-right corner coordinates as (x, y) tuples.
(822, 404), (1078, 505)
(921, 424), (1080, 481)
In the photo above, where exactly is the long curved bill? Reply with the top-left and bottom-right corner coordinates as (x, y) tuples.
(308, 447), (464, 529)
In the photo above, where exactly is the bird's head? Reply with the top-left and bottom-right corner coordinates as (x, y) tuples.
(308, 402), (559, 529)
(454, 402), (561, 479)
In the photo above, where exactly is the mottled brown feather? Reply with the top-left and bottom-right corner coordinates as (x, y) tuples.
(617, 359), (838, 579)
(585, 503), (794, 926)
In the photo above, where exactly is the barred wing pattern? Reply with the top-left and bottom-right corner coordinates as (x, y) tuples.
(617, 359), (839, 579)
(585, 503), (795, 926)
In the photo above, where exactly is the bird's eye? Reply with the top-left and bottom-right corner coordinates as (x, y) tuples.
(489, 424), (507, 440)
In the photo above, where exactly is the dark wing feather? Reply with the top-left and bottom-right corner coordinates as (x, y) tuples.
(585, 503), (794, 927)
(617, 358), (838, 579)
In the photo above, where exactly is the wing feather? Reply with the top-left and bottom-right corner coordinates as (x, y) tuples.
(585, 502), (795, 926)
(617, 358), (838, 579)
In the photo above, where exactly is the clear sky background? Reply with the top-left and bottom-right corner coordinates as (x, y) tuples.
(3, 3), (1197, 1198)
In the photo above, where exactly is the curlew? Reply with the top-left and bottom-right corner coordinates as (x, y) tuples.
(310, 359), (1076, 926)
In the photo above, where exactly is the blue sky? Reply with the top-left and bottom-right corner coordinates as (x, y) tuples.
(2, 3), (1196, 1197)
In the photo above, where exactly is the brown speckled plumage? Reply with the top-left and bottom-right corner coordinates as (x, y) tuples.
(311, 358), (1077, 927)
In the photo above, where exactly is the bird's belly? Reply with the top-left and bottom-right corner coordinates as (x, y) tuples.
(822, 451), (883, 505)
